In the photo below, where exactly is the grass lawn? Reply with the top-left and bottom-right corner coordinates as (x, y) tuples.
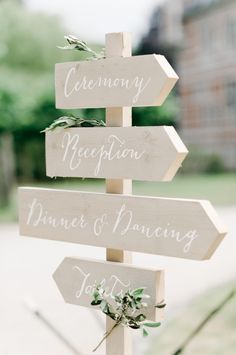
(0, 173), (235, 222)
(145, 280), (236, 355)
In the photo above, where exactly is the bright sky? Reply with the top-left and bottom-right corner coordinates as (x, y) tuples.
(25, 0), (163, 45)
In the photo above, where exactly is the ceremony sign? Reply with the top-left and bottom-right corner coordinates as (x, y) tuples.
(46, 126), (188, 181)
(53, 257), (164, 321)
(55, 54), (178, 109)
(19, 187), (226, 260)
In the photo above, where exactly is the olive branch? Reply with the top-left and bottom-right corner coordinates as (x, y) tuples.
(41, 116), (105, 133)
(58, 35), (104, 60)
(91, 285), (166, 352)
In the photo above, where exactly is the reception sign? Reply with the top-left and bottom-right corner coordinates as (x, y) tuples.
(46, 126), (188, 181)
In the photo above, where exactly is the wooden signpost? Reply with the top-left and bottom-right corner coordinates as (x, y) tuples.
(105, 33), (133, 355)
(19, 32), (227, 355)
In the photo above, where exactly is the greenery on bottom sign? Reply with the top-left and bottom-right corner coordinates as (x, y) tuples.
(91, 285), (166, 352)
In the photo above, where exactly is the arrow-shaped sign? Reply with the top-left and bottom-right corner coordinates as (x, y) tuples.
(53, 257), (164, 322)
(46, 126), (188, 181)
(19, 188), (227, 260)
(55, 54), (178, 109)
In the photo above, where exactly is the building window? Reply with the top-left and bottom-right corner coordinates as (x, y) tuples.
(202, 105), (219, 127)
(201, 21), (214, 51)
(226, 17), (236, 48)
(225, 81), (236, 117)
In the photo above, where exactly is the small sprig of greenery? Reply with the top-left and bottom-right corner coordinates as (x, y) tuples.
(58, 35), (104, 59)
(41, 116), (105, 133)
(91, 285), (166, 352)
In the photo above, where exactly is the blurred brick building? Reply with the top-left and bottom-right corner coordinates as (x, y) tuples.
(142, 0), (236, 169)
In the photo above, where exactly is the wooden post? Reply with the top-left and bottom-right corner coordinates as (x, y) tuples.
(105, 32), (132, 355)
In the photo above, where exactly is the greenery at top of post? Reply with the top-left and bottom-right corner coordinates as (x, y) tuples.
(91, 285), (166, 352)
(58, 35), (105, 59)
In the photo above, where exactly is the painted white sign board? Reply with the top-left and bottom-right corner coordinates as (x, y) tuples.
(46, 126), (188, 181)
(53, 257), (164, 321)
(19, 188), (227, 260)
(55, 54), (178, 108)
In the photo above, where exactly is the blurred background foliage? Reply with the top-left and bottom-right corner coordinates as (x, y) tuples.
(0, 0), (179, 207)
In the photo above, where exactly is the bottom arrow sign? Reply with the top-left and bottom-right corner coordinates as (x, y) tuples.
(53, 257), (164, 322)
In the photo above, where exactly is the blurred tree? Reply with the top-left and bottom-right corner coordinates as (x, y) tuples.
(0, 86), (18, 205)
(136, 6), (178, 68)
(0, 0), (23, 4)
(133, 94), (179, 128)
(0, 1), (72, 71)
(0, 0), (69, 204)
(134, 5), (180, 129)
(0, 1), (106, 200)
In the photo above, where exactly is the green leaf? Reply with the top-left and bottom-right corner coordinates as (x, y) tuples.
(143, 328), (149, 337)
(91, 300), (102, 306)
(109, 312), (119, 321)
(131, 288), (145, 297)
(115, 295), (122, 303)
(155, 301), (166, 309)
(93, 291), (100, 298)
(100, 301), (117, 318)
(143, 322), (161, 328)
(128, 322), (140, 329)
(57, 44), (78, 50)
(133, 297), (141, 303)
(100, 300), (109, 312)
(135, 314), (146, 322)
